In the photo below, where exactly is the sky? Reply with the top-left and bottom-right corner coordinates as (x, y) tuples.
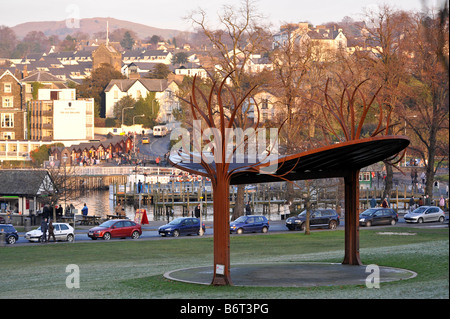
(0, 0), (440, 31)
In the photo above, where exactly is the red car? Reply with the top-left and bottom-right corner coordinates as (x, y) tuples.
(88, 219), (142, 240)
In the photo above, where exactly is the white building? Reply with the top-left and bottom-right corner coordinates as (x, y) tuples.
(104, 78), (180, 122)
(30, 88), (94, 142)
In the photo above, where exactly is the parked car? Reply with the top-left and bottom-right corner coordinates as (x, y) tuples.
(286, 209), (339, 231)
(1, 224), (19, 244)
(158, 217), (205, 237)
(88, 219), (142, 240)
(230, 215), (269, 234)
(404, 206), (445, 224)
(142, 137), (150, 144)
(359, 208), (398, 227)
(0, 216), (5, 224)
(25, 222), (75, 242)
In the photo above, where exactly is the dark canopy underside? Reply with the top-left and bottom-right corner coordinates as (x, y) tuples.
(169, 136), (410, 185)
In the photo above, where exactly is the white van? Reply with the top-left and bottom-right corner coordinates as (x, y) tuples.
(153, 125), (168, 137)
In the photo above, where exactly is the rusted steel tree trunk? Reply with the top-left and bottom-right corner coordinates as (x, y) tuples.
(342, 170), (362, 265)
(211, 170), (232, 285)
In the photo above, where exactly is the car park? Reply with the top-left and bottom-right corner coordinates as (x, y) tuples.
(158, 217), (205, 237)
(230, 215), (269, 234)
(404, 206), (445, 224)
(1, 224), (19, 244)
(88, 219), (142, 240)
(359, 208), (398, 227)
(285, 209), (339, 231)
(25, 222), (75, 242)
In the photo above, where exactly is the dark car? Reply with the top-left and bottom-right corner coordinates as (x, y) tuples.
(0, 216), (5, 224)
(88, 219), (142, 240)
(285, 209), (340, 231)
(230, 215), (269, 234)
(1, 224), (19, 244)
(158, 217), (205, 237)
(359, 208), (398, 227)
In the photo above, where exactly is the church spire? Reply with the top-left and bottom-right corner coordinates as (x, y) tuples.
(106, 20), (109, 46)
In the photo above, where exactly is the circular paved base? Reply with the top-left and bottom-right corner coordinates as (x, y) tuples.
(164, 263), (417, 287)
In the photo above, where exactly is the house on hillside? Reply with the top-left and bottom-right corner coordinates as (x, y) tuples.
(21, 71), (68, 102)
(104, 78), (179, 122)
(272, 23), (347, 60)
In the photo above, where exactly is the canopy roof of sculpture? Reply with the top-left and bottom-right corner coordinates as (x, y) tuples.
(169, 136), (410, 184)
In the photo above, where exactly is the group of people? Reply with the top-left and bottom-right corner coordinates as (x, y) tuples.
(39, 218), (55, 243)
(370, 194), (447, 212)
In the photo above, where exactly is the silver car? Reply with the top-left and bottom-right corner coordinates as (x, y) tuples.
(25, 222), (75, 242)
(404, 206), (445, 224)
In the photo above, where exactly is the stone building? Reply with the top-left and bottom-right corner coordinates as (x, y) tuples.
(0, 69), (26, 140)
(92, 43), (122, 72)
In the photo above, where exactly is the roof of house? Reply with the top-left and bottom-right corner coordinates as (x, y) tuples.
(104, 78), (169, 93)
(22, 71), (66, 83)
(0, 170), (55, 197)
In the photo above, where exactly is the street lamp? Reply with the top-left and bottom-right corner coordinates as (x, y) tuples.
(133, 114), (145, 155)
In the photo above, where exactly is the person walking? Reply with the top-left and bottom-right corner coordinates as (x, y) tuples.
(382, 198), (389, 208)
(48, 219), (56, 242)
(439, 195), (445, 211)
(40, 218), (48, 243)
(245, 201), (252, 215)
(137, 180), (143, 194)
(81, 203), (88, 216)
(195, 203), (201, 218)
(409, 196), (416, 212)
(370, 196), (377, 208)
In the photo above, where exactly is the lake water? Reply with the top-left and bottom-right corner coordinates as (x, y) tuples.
(70, 190), (285, 222)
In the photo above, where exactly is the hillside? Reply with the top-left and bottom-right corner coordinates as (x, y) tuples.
(11, 17), (189, 40)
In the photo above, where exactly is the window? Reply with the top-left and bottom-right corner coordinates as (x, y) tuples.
(359, 172), (371, 181)
(2, 97), (13, 108)
(1, 113), (14, 128)
(2, 132), (14, 139)
(4, 83), (12, 93)
(261, 98), (269, 109)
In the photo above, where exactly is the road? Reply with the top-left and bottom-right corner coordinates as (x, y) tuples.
(138, 134), (171, 158)
(10, 216), (448, 246)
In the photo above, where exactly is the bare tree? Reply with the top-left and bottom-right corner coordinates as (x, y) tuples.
(397, 8), (449, 196)
(361, 4), (412, 198)
(187, 0), (272, 219)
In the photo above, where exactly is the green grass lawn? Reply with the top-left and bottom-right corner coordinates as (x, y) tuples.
(0, 227), (448, 299)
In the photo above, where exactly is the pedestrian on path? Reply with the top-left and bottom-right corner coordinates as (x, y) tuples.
(48, 220), (56, 242)
(40, 218), (48, 243)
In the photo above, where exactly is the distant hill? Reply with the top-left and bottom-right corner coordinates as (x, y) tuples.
(11, 17), (189, 40)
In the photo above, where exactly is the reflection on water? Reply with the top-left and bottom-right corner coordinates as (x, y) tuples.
(71, 190), (283, 222)
(71, 190), (213, 222)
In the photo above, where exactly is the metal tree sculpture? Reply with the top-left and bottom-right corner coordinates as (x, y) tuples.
(170, 74), (410, 285)
(170, 74), (282, 285)
(315, 77), (406, 166)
